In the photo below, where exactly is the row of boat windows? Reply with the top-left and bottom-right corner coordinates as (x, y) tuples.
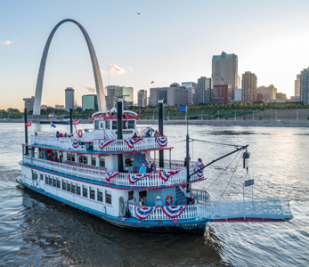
(94, 120), (135, 130)
(37, 173), (112, 204)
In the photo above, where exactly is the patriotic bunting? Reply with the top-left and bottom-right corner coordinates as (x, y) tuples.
(71, 139), (79, 149)
(161, 205), (187, 218)
(124, 138), (143, 148)
(196, 168), (204, 178)
(135, 206), (157, 220)
(159, 170), (180, 182)
(105, 171), (119, 182)
(156, 137), (168, 147)
(98, 139), (114, 149)
(128, 173), (150, 184)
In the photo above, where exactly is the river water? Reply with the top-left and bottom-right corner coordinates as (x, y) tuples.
(0, 123), (308, 266)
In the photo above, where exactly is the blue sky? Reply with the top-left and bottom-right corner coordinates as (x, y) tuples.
(1, 0), (309, 110)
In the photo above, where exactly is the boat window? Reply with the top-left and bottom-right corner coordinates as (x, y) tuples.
(106, 120), (110, 129)
(49, 176), (53, 186)
(56, 179), (60, 188)
(100, 122), (104, 129)
(139, 191), (147, 203)
(79, 155), (88, 164)
(62, 180), (66, 190)
(40, 174), (43, 181)
(112, 121), (117, 130)
(95, 121), (100, 129)
(67, 182), (71, 192)
(91, 156), (96, 166)
(128, 120), (135, 129)
(97, 189), (103, 202)
(123, 120), (128, 129)
(76, 185), (81, 195)
(83, 186), (88, 198)
(71, 184), (76, 194)
(128, 191), (134, 200)
(99, 157), (105, 168)
(45, 175), (48, 184)
(90, 187), (95, 200)
(125, 155), (134, 167)
(53, 178), (56, 187)
(67, 153), (75, 162)
(105, 190), (112, 204)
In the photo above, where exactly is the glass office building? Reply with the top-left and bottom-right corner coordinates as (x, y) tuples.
(82, 94), (98, 111)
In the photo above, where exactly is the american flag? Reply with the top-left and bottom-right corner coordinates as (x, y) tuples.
(48, 113), (54, 118)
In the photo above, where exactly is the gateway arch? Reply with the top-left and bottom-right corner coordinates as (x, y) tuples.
(33, 19), (106, 115)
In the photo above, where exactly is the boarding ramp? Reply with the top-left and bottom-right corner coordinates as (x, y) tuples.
(210, 198), (293, 222)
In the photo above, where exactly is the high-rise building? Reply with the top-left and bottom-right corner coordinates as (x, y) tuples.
(181, 82), (197, 104)
(23, 96), (35, 111)
(295, 74), (300, 97)
(242, 72), (257, 103)
(257, 85), (277, 102)
(106, 85), (123, 109)
(123, 87), (134, 108)
(196, 77), (212, 104)
(276, 92), (287, 100)
(149, 83), (188, 106)
(234, 88), (242, 102)
(213, 84), (232, 104)
(82, 94), (98, 111)
(65, 87), (75, 111)
(212, 52), (239, 99)
(300, 67), (309, 104)
(138, 90), (148, 107)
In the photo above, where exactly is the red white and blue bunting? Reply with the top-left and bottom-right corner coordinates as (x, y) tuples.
(128, 173), (150, 184)
(98, 139), (114, 149)
(195, 168), (204, 178)
(161, 205), (187, 218)
(159, 170), (180, 182)
(135, 206), (156, 219)
(105, 171), (119, 182)
(156, 137), (168, 147)
(71, 139), (79, 149)
(124, 138), (143, 149)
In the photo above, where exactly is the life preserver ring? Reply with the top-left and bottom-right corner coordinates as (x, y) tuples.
(166, 195), (173, 205)
(78, 130), (83, 138)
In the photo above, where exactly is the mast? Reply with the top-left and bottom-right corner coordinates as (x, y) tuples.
(70, 108), (73, 135)
(158, 99), (164, 168)
(186, 104), (190, 204)
(24, 108), (28, 154)
(117, 95), (124, 172)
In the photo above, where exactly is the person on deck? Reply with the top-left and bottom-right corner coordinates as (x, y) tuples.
(147, 163), (155, 173)
(184, 156), (191, 167)
(194, 158), (204, 169)
(155, 196), (162, 206)
(132, 132), (139, 139)
(64, 133), (68, 137)
(56, 131), (60, 138)
(139, 163), (147, 173)
(139, 198), (145, 207)
(154, 130), (160, 137)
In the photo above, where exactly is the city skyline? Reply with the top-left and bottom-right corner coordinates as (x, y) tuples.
(1, 0), (309, 110)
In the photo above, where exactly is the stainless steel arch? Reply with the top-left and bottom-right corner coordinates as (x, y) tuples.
(33, 19), (105, 115)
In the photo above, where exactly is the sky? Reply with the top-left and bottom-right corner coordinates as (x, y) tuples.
(1, 0), (309, 110)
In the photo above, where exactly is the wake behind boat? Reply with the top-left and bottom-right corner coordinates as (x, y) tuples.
(17, 97), (293, 235)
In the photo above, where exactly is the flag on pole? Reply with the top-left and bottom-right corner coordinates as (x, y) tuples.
(151, 81), (154, 84)
(50, 122), (56, 128)
(25, 122), (32, 127)
(178, 105), (187, 112)
(73, 120), (79, 126)
(48, 113), (54, 118)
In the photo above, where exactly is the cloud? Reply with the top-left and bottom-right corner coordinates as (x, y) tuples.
(1, 40), (12, 45)
(108, 64), (126, 74)
(100, 69), (107, 74)
(85, 86), (96, 93)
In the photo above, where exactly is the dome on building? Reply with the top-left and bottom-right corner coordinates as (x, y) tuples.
(170, 82), (180, 87)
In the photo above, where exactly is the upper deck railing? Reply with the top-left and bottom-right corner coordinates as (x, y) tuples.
(30, 134), (170, 152)
(22, 156), (205, 188)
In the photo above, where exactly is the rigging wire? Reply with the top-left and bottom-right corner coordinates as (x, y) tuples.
(218, 151), (243, 201)
(190, 138), (243, 148)
(206, 151), (242, 190)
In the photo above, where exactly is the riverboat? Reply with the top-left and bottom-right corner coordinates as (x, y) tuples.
(17, 98), (293, 235)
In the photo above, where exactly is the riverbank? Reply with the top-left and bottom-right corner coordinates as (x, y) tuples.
(2, 119), (309, 127)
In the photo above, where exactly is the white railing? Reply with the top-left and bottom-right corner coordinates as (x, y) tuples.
(128, 203), (211, 220)
(23, 156), (204, 188)
(92, 137), (169, 152)
(155, 159), (195, 169)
